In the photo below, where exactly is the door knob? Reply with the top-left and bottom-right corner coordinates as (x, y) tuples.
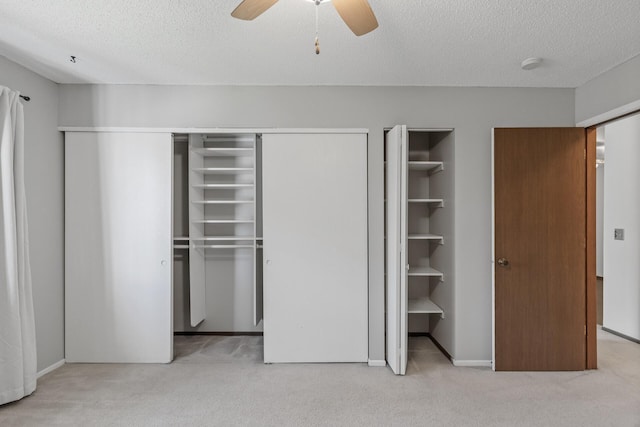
(497, 258), (509, 267)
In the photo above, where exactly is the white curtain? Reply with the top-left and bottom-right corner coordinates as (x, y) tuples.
(0, 86), (36, 405)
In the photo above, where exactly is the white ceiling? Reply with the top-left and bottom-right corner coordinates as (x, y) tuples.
(1, 0), (639, 87)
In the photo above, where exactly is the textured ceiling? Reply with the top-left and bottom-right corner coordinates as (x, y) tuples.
(1, 0), (639, 87)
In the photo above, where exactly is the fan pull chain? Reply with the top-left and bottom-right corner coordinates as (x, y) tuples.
(315, 0), (320, 54)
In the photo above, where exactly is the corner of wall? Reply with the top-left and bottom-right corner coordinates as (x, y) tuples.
(0, 55), (65, 372)
(575, 54), (640, 126)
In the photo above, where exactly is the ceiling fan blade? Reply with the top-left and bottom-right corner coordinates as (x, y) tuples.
(231, 0), (278, 20)
(332, 0), (378, 36)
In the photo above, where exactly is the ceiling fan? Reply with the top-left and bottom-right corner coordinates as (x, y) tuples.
(231, 0), (378, 53)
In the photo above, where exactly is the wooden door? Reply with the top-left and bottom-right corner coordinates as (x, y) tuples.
(494, 128), (587, 371)
(385, 125), (408, 375)
(261, 133), (368, 363)
(65, 132), (173, 363)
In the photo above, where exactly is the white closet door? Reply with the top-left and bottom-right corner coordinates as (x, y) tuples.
(262, 133), (368, 363)
(187, 135), (206, 327)
(254, 137), (264, 326)
(65, 132), (173, 363)
(385, 125), (408, 375)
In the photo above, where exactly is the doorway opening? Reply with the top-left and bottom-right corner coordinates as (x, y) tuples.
(595, 112), (640, 346)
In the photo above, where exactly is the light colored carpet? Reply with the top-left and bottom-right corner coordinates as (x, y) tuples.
(1, 328), (639, 426)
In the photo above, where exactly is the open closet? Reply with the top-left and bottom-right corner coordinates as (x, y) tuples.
(64, 129), (368, 364)
(179, 133), (262, 329)
(385, 125), (455, 375)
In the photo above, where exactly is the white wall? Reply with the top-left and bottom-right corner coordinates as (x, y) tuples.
(0, 55), (64, 371)
(575, 54), (640, 126)
(596, 164), (605, 277)
(603, 113), (640, 341)
(58, 84), (575, 362)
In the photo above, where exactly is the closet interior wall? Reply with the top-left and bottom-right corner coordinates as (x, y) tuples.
(423, 131), (455, 353)
(172, 133), (262, 333)
(173, 134), (190, 331)
(407, 131), (455, 339)
(385, 129), (455, 356)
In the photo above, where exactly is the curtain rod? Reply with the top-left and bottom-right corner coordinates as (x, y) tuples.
(19, 94), (31, 102)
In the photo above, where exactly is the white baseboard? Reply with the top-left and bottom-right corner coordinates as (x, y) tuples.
(452, 359), (492, 368)
(37, 359), (65, 378)
(368, 359), (387, 367)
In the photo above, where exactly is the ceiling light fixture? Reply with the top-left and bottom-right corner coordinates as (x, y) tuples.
(231, 0), (378, 54)
(312, 0), (329, 55)
(521, 57), (542, 70)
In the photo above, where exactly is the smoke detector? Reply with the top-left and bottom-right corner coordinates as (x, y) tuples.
(521, 57), (543, 70)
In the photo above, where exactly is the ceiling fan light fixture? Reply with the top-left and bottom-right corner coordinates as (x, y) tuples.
(231, 0), (378, 36)
(332, 0), (378, 36)
(231, 0), (278, 20)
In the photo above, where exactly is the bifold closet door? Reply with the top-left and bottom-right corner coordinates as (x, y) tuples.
(65, 132), (173, 363)
(385, 125), (408, 375)
(262, 133), (368, 363)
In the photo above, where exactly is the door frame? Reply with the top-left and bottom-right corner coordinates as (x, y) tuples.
(585, 127), (597, 369)
(577, 105), (640, 368)
(491, 127), (597, 370)
(580, 108), (640, 369)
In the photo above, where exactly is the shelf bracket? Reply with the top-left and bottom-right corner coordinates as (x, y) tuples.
(428, 163), (444, 175)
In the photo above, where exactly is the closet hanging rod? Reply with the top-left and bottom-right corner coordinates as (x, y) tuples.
(20, 95), (31, 102)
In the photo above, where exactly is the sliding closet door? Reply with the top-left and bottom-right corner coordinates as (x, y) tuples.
(65, 132), (173, 363)
(262, 133), (368, 363)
